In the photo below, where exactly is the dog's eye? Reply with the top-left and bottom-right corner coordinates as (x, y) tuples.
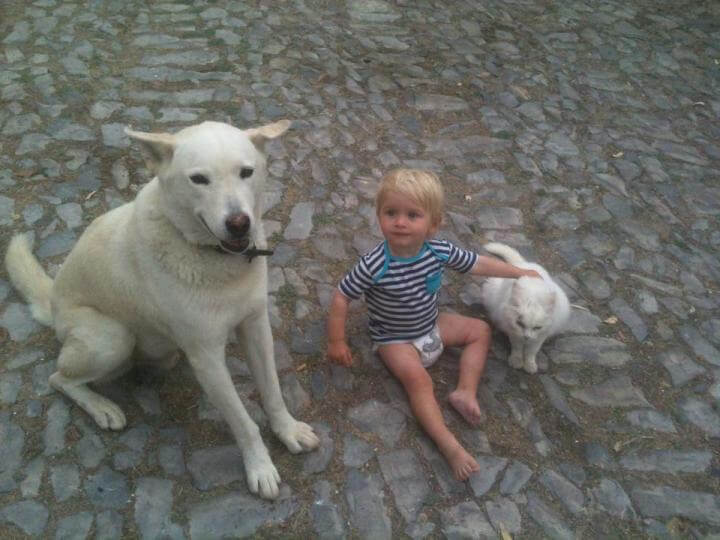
(190, 174), (209, 185)
(517, 320), (525, 328)
(240, 167), (254, 179)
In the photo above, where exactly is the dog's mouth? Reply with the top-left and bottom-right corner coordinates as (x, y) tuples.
(198, 215), (251, 254)
(219, 237), (250, 254)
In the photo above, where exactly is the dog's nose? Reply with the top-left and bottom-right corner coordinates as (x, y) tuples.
(225, 214), (250, 238)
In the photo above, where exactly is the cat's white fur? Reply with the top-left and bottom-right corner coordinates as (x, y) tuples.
(482, 243), (570, 373)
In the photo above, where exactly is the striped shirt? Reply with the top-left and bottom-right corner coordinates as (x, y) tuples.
(339, 239), (477, 343)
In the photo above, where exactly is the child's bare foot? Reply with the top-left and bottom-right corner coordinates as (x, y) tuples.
(448, 389), (485, 426)
(444, 444), (480, 481)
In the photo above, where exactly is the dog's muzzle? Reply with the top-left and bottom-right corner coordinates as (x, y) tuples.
(221, 213), (251, 253)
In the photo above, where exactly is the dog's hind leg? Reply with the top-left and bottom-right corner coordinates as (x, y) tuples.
(50, 308), (135, 430)
(238, 312), (320, 454)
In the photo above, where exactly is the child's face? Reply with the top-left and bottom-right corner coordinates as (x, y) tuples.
(378, 191), (438, 258)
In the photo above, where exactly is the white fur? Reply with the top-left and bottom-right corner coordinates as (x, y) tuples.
(4, 120), (319, 500)
(481, 242), (570, 373)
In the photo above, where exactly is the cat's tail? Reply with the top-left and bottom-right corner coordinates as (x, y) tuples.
(5, 234), (54, 326)
(483, 242), (527, 266)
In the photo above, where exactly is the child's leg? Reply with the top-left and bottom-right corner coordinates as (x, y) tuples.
(437, 312), (491, 426)
(377, 343), (480, 481)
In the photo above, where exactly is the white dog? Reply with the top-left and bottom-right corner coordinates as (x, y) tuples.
(5, 119), (319, 499)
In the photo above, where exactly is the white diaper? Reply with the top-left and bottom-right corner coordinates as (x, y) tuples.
(374, 325), (444, 368)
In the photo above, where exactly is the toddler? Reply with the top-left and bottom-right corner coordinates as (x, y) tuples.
(327, 169), (539, 480)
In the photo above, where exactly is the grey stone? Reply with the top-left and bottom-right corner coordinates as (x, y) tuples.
(158, 445), (186, 477)
(619, 449), (712, 474)
(659, 349), (705, 386)
(280, 371), (311, 416)
(36, 230), (77, 258)
(342, 433), (375, 468)
(588, 479), (636, 520)
(0, 372), (22, 404)
(8, 348), (44, 370)
(345, 470), (391, 540)
(468, 455), (508, 497)
(625, 409), (676, 433)
(378, 449), (429, 523)
(539, 469), (585, 514)
(56, 511), (93, 540)
(51, 464), (81, 502)
(585, 442), (616, 469)
(75, 431), (106, 469)
(475, 207), (524, 229)
(506, 397), (553, 456)
(609, 296), (648, 342)
(526, 491), (574, 540)
(411, 94), (469, 111)
(571, 375), (650, 407)
(631, 486), (720, 526)
(84, 466), (129, 509)
(284, 201), (315, 240)
(499, 461), (534, 495)
(32, 360), (54, 397)
(677, 397), (720, 437)
(0, 500), (49, 537)
(289, 321), (325, 355)
(134, 477), (184, 540)
(539, 375), (580, 426)
(44, 397), (70, 455)
(187, 445), (244, 491)
(311, 480), (346, 540)
(347, 399), (406, 448)
(1, 302), (41, 342)
(679, 325), (720, 366)
(189, 489), (298, 538)
(303, 422), (333, 474)
(20, 456), (43, 497)
(557, 463), (586, 487)
(485, 497), (522, 534)
(440, 501), (495, 539)
(0, 195), (14, 226)
(96, 510), (124, 540)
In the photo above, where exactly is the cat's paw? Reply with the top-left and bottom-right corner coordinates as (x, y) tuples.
(508, 352), (524, 369)
(523, 358), (538, 374)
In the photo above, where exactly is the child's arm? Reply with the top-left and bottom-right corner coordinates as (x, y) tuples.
(470, 255), (541, 279)
(327, 289), (354, 367)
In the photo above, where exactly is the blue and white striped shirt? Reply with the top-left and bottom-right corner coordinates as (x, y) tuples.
(339, 239), (477, 343)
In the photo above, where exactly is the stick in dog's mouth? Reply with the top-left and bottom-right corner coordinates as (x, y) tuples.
(198, 214), (251, 254)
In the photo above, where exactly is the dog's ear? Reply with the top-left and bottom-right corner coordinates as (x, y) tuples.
(246, 119), (291, 149)
(125, 128), (177, 174)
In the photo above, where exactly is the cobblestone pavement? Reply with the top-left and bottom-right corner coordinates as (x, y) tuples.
(1, 0), (719, 538)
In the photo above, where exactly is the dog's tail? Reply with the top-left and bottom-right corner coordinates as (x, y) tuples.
(483, 242), (527, 266)
(5, 234), (54, 326)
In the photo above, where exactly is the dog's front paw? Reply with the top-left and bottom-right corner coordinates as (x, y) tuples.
(243, 444), (281, 499)
(273, 417), (320, 454)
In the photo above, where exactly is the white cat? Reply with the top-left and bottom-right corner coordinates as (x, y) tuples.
(481, 242), (570, 373)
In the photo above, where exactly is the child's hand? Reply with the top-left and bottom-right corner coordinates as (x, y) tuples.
(524, 269), (541, 279)
(327, 340), (354, 367)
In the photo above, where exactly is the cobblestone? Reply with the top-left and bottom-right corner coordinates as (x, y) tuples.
(2, 0), (720, 537)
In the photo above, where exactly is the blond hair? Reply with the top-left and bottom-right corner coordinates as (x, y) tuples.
(375, 169), (444, 227)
